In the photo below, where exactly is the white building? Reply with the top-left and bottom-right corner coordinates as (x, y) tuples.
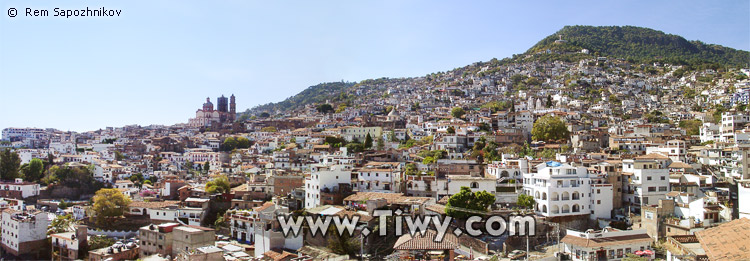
(562, 228), (653, 261)
(720, 111), (750, 143)
(304, 162), (353, 209)
(354, 162), (401, 192)
(523, 162), (612, 220)
(623, 154), (671, 209)
(646, 140), (687, 162)
(1, 210), (49, 257)
(438, 175), (496, 198)
(739, 181), (750, 219)
(0, 179), (40, 199)
(486, 156), (530, 182)
(340, 126), (383, 143)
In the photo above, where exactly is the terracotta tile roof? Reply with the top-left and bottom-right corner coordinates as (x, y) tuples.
(561, 233), (652, 248)
(343, 192), (404, 203)
(255, 201), (275, 212)
(636, 153), (669, 160)
(333, 210), (373, 222)
(668, 161), (693, 169)
(393, 229), (458, 250)
(128, 200), (180, 209)
(425, 204), (446, 215)
(695, 218), (750, 261)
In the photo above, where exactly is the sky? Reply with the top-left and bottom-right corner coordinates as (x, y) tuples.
(0, 1), (748, 132)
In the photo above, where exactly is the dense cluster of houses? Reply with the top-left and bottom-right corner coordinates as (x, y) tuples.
(1, 56), (749, 260)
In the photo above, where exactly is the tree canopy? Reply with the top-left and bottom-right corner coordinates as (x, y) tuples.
(532, 115), (570, 142)
(528, 25), (750, 67)
(20, 158), (44, 182)
(91, 188), (131, 227)
(206, 175), (231, 194)
(451, 107), (466, 118)
(517, 194), (535, 209)
(221, 136), (252, 151)
(317, 103), (335, 114)
(0, 149), (20, 180)
(445, 187), (495, 219)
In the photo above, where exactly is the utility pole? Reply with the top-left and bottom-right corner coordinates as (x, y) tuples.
(526, 234), (530, 261)
(360, 228), (364, 261)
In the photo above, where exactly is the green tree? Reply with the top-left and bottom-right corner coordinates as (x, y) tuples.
(376, 136), (384, 151)
(222, 137), (238, 151)
(91, 188), (132, 227)
(446, 126), (456, 134)
(206, 175), (231, 194)
(345, 143), (365, 153)
(48, 214), (76, 235)
(214, 212), (227, 229)
(261, 126), (278, 132)
(327, 224), (360, 257)
(236, 137), (251, 149)
(317, 103), (334, 113)
(88, 235), (116, 251)
(183, 160), (194, 171)
(451, 107), (466, 118)
(21, 158), (44, 182)
(517, 194), (535, 209)
(364, 133), (373, 149)
(114, 151), (125, 161)
(678, 119), (703, 136)
(622, 253), (648, 261)
(404, 163), (418, 176)
(532, 115), (571, 142)
(203, 162), (210, 173)
(445, 187), (495, 219)
(0, 149), (21, 180)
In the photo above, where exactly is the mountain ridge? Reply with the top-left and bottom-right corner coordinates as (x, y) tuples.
(242, 25), (749, 116)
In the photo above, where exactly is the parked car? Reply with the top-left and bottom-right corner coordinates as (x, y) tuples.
(508, 250), (526, 260)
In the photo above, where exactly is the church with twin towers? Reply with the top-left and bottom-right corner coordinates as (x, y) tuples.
(187, 94), (236, 127)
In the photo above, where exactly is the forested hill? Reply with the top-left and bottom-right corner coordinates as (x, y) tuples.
(527, 25), (749, 67)
(240, 25), (749, 117)
(241, 81), (356, 117)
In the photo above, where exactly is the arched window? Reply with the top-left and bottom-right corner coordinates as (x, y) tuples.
(470, 182), (479, 189)
(572, 204), (580, 212)
(562, 192), (570, 201)
(551, 192), (559, 201)
(542, 192), (547, 200)
(562, 204), (570, 213)
(551, 205), (559, 214)
(501, 171), (509, 178)
(542, 205), (547, 213)
(535, 191), (541, 199)
(572, 192), (580, 200)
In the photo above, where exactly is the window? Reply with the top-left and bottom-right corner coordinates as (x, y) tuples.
(597, 200), (601, 204)
(661, 176), (665, 180)
(648, 187), (656, 192)
(659, 186), (668, 192)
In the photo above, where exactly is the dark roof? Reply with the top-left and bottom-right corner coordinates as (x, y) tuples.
(561, 233), (652, 248)
(393, 229), (458, 250)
